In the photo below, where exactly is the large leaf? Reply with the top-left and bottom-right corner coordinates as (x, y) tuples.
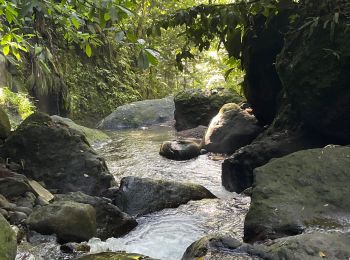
(145, 48), (160, 66)
(137, 50), (149, 70)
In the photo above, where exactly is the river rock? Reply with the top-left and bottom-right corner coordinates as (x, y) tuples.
(159, 140), (201, 161)
(183, 232), (350, 260)
(0, 106), (11, 139)
(174, 88), (244, 131)
(176, 125), (207, 139)
(97, 96), (174, 130)
(114, 176), (216, 216)
(276, 10), (350, 143)
(75, 252), (157, 260)
(0, 112), (114, 196)
(51, 115), (110, 144)
(0, 214), (17, 260)
(27, 200), (96, 243)
(244, 146), (350, 242)
(55, 191), (137, 240)
(203, 103), (263, 154)
(221, 127), (323, 193)
(0, 172), (33, 198)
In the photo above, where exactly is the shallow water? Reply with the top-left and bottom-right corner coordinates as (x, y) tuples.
(90, 125), (250, 259)
(17, 125), (250, 260)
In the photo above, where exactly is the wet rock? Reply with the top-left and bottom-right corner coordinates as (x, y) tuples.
(75, 252), (157, 260)
(174, 89), (244, 131)
(203, 103), (263, 154)
(9, 210), (27, 224)
(14, 206), (32, 216)
(182, 234), (243, 260)
(55, 191), (137, 240)
(0, 214), (17, 260)
(0, 112), (114, 196)
(51, 115), (110, 144)
(0, 106), (11, 139)
(16, 192), (36, 208)
(276, 11), (350, 143)
(222, 127), (323, 193)
(97, 96), (174, 130)
(0, 173), (33, 198)
(27, 200), (96, 243)
(159, 140), (201, 161)
(184, 232), (350, 260)
(244, 146), (350, 242)
(60, 242), (90, 253)
(115, 176), (216, 216)
(176, 125), (208, 139)
(0, 194), (12, 209)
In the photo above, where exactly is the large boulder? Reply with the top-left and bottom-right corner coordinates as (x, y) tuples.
(276, 6), (350, 143)
(0, 106), (11, 139)
(182, 233), (350, 260)
(27, 200), (96, 243)
(0, 214), (17, 260)
(0, 112), (114, 196)
(159, 140), (200, 161)
(75, 252), (157, 260)
(174, 89), (244, 131)
(203, 103), (263, 154)
(222, 127), (323, 193)
(55, 192), (137, 240)
(114, 176), (216, 216)
(51, 115), (110, 144)
(244, 146), (350, 242)
(97, 97), (174, 130)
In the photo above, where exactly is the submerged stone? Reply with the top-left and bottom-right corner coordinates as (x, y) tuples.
(159, 140), (201, 161)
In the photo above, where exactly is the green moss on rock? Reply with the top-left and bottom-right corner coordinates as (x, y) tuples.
(0, 214), (17, 260)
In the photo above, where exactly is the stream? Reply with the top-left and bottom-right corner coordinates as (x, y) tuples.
(17, 124), (250, 260)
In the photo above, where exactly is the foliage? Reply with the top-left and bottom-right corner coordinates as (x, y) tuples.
(0, 87), (35, 120)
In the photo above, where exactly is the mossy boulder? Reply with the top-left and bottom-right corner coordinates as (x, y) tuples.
(51, 116), (110, 144)
(276, 17), (350, 143)
(27, 200), (96, 243)
(97, 97), (174, 130)
(0, 106), (11, 139)
(55, 192), (137, 240)
(159, 140), (201, 161)
(174, 89), (244, 131)
(75, 252), (157, 260)
(114, 176), (216, 216)
(0, 214), (17, 260)
(203, 103), (263, 154)
(244, 146), (350, 242)
(0, 112), (114, 196)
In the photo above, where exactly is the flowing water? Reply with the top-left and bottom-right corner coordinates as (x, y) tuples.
(17, 125), (250, 260)
(88, 125), (250, 260)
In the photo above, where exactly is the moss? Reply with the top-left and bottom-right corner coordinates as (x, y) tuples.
(0, 106), (11, 138)
(0, 214), (17, 260)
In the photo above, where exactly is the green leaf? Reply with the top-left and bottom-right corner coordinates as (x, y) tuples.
(115, 31), (125, 42)
(116, 5), (134, 17)
(145, 48), (160, 66)
(85, 43), (92, 57)
(3, 45), (10, 56)
(71, 17), (80, 29)
(137, 50), (149, 70)
(104, 12), (110, 21)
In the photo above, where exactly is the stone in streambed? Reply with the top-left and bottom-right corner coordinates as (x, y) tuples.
(27, 200), (96, 243)
(203, 103), (263, 154)
(0, 112), (114, 196)
(114, 176), (216, 216)
(75, 252), (157, 260)
(55, 191), (137, 240)
(159, 140), (201, 161)
(0, 106), (11, 139)
(244, 146), (350, 242)
(0, 214), (17, 260)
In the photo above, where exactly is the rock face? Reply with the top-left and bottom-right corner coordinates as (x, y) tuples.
(114, 176), (216, 216)
(27, 200), (96, 243)
(75, 252), (157, 260)
(0, 113), (114, 196)
(276, 16), (350, 143)
(159, 140), (200, 161)
(0, 214), (17, 260)
(221, 127), (323, 193)
(203, 103), (263, 154)
(183, 233), (350, 260)
(97, 96), (174, 130)
(244, 146), (350, 242)
(0, 106), (11, 139)
(174, 89), (244, 131)
(55, 192), (137, 240)
(0, 172), (33, 198)
(51, 115), (110, 144)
